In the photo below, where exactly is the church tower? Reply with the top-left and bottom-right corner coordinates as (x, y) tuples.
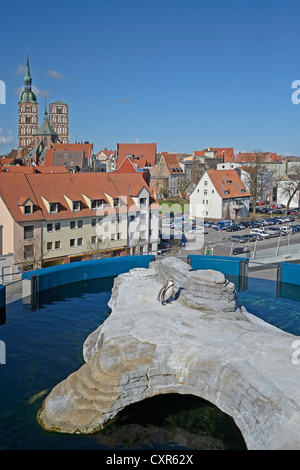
(18, 53), (38, 151)
(49, 99), (69, 144)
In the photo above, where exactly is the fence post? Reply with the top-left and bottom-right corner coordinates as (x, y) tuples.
(276, 263), (282, 297)
(31, 274), (39, 310)
(0, 284), (6, 325)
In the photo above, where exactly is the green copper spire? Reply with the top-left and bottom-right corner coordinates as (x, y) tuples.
(24, 53), (32, 87)
(19, 50), (37, 103)
(43, 99), (48, 118)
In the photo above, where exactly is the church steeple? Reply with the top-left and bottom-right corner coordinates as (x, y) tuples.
(24, 53), (32, 88)
(18, 50), (38, 151)
(19, 51), (37, 103)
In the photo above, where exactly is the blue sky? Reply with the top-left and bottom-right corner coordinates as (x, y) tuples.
(1, 0), (300, 156)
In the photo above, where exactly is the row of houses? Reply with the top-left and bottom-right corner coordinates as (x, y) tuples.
(0, 167), (160, 278)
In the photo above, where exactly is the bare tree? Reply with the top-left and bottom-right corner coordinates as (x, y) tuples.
(85, 236), (113, 259)
(242, 151), (266, 214)
(190, 158), (204, 185)
(177, 174), (191, 198)
(15, 235), (48, 272)
(277, 165), (300, 215)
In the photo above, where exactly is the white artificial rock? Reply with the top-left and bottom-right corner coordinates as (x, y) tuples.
(37, 258), (300, 450)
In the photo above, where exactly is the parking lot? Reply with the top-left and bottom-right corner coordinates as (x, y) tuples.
(159, 212), (300, 258)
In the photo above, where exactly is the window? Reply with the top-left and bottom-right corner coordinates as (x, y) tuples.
(111, 217), (116, 224)
(204, 190), (207, 195)
(70, 221), (76, 229)
(204, 181), (208, 186)
(97, 235), (103, 243)
(91, 236), (96, 244)
(78, 220), (83, 228)
(24, 225), (34, 240)
(116, 215), (121, 224)
(91, 218), (96, 227)
(47, 223), (53, 232)
(140, 197), (147, 208)
(55, 241), (61, 249)
(91, 199), (103, 209)
(57, 154), (62, 159)
(212, 190), (214, 193)
(117, 233), (122, 240)
(111, 233), (115, 241)
(47, 242), (53, 250)
(72, 201), (80, 211)
(98, 217), (104, 225)
(77, 238), (83, 246)
(50, 203), (58, 214)
(24, 205), (32, 214)
(26, 116), (30, 124)
(70, 239), (75, 247)
(55, 222), (61, 231)
(113, 198), (120, 208)
(130, 215), (135, 222)
(24, 245), (34, 259)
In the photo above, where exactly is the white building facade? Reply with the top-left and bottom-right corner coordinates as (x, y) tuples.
(190, 169), (251, 220)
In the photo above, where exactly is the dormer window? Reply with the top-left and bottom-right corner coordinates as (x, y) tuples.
(113, 198), (120, 208)
(24, 205), (32, 214)
(91, 199), (104, 209)
(72, 201), (80, 211)
(50, 202), (58, 213)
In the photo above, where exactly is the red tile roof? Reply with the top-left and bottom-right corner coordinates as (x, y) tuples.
(162, 154), (184, 175)
(207, 169), (250, 199)
(116, 143), (156, 169)
(114, 156), (139, 173)
(0, 171), (159, 223)
(0, 165), (69, 174)
(51, 143), (93, 161)
(235, 152), (282, 163)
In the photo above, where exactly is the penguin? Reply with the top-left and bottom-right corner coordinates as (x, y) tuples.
(157, 277), (175, 305)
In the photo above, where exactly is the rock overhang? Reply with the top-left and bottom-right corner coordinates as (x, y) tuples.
(37, 257), (300, 450)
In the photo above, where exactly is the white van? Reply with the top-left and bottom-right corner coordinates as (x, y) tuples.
(250, 228), (270, 238)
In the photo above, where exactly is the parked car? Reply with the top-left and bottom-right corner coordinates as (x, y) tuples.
(250, 228), (270, 239)
(233, 246), (250, 255)
(239, 234), (257, 242)
(158, 240), (172, 253)
(189, 227), (207, 234)
(264, 227), (281, 237)
(226, 224), (242, 232)
(228, 235), (246, 243)
(279, 226), (293, 234)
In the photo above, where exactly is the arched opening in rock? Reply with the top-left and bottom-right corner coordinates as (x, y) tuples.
(100, 394), (247, 450)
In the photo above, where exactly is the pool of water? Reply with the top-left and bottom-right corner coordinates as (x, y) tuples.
(0, 275), (300, 450)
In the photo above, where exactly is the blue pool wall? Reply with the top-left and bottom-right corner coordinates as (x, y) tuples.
(278, 262), (300, 286)
(21, 255), (155, 292)
(187, 255), (249, 276)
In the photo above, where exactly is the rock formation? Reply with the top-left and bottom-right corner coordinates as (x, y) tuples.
(37, 257), (300, 450)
